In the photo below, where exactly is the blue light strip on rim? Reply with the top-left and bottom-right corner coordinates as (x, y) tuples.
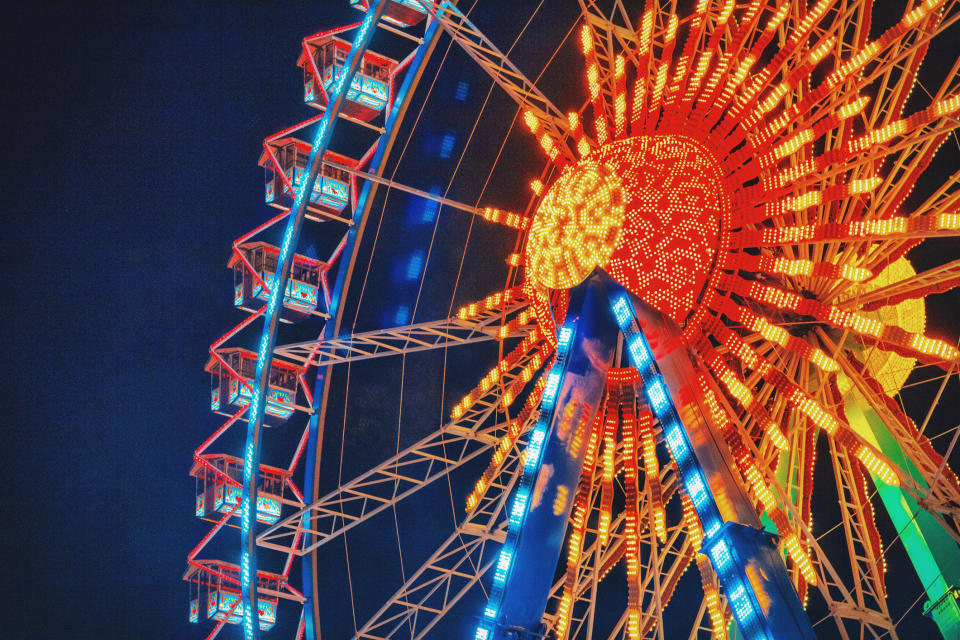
(474, 325), (574, 640)
(609, 292), (773, 640)
(237, 3), (389, 639)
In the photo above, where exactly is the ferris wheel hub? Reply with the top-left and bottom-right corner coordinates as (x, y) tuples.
(525, 158), (626, 291)
(526, 134), (724, 324)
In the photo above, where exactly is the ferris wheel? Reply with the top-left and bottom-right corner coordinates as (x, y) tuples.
(184, 1), (960, 639)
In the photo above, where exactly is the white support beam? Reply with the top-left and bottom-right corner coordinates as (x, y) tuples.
(416, 1), (577, 162)
(351, 444), (522, 639)
(258, 342), (545, 556)
(275, 302), (531, 367)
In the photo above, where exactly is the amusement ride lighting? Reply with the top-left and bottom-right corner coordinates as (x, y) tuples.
(474, 324), (575, 640)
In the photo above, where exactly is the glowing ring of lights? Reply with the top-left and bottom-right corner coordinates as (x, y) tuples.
(526, 160), (625, 290)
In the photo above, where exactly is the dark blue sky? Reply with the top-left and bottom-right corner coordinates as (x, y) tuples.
(4, 1), (960, 639)
(3, 2), (362, 637)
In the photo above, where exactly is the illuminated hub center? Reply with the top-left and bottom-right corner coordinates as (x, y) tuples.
(526, 159), (626, 290)
(527, 135), (724, 323)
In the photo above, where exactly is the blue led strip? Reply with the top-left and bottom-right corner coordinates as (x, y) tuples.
(474, 324), (576, 640)
(297, 15), (445, 640)
(237, 3), (389, 639)
(609, 293), (774, 640)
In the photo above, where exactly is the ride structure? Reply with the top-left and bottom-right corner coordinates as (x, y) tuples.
(187, 1), (960, 639)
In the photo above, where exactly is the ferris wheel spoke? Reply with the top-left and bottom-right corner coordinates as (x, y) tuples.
(273, 303), (531, 367)
(323, 158), (482, 216)
(632, 519), (695, 639)
(781, 489), (894, 639)
(258, 341), (546, 556)
(691, 554), (731, 640)
(592, 516), (695, 640)
(352, 444), (522, 640)
(548, 512), (627, 640)
(827, 438), (898, 636)
(415, 1), (576, 162)
(578, 0), (638, 134)
(823, 334), (960, 514)
(839, 258), (960, 311)
(579, 0), (639, 59)
(715, 385), (901, 638)
(683, 598), (716, 640)
(541, 454), (627, 639)
(803, 513), (906, 635)
(541, 466), (685, 640)
(916, 168), (960, 223)
(258, 417), (509, 556)
(861, 13), (934, 133)
(852, 141), (960, 283)
(853, 167), (960, 284)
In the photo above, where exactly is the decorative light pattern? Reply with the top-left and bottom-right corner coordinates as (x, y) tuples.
(618, 382), (643, 640)
(526, 160), (625, 289)
(612, 306), (776, 639)
(556, 398), (602, 640)
(636, 408), (666, 542)
(478, 206), (532, 231)
(450, 332), (550, 420)
(598, 135), (723, 323)
(454, 285), (524, 321)
(697, 557), (729, 640)
(854, 443), (900, 486)
(466, 371), (548, 512)
(597, 390), (618, 545)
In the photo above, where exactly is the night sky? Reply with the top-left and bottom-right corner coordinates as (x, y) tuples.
(4, 2), (959, 639)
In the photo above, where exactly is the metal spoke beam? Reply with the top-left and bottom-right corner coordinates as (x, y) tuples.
(760, 433), (901, 640)
(579, 0), (639, 60)
(322, 159), (482, 216)
(540, 457), (684, 639)
(820, 329), (960, 531)
(596, 523), (695, 640)
(841, 258), (960, 311)
(634, 518), (695, 638)
(579, 0), (624, 130)
(351, 442), (522, 639)
(258, 341), (545, 555)
(416, 1), (577, 161)
(550, 514), (627, 640)
(540, 456), (626, 640)
(685, 600), (716, 640)
(828, 439), (899, 638)
(275, 302), (531, 367)
(699, 365), (901, 639)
